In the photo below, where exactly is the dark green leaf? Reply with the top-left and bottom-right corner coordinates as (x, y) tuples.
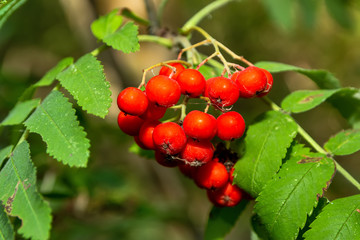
(0, 0), (27, 29)
(204, 200), (248, 240)
(303, 194), (360, 239)
(325, 0), (353, 30)
(24, 90), (90, 167)
(327, 88), (360, 129)
(234, 111), (298, 197)
(0, 204), (14, 240)
(0, 141), (52, 240)
(260, 0), (295, 31)
(254, 145), (335, 240)
(0, 145), (12, 167)
(255, 61), (341, 89)
(251, 214), (269, 240)
(91, 9), (123, 40)
(56, 54), (112, 118)
(0, 99), (40, 126)
(324, 129), (360, 156)
(281, 89), (338, 113)
(103, 21), (140, 53)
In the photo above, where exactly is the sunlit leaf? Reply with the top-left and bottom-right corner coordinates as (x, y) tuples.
(103, 21), (140, 53)
(24, 90), (90, 167)
(304, 195), (360, 239)
(234, 111), (298, 197)
(0, 141), (52, 240)
(56, 54), (112, 118)
(91, 9), (123, 40)
(324, 129), (360, 156)
(0, 99), (40, 126)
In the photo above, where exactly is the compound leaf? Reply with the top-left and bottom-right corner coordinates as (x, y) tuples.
(0, 141), (51, 240)
(0, 0), (27, 29)
(304, 195), (360, 240)
(91, 9), (123, 40)
(24, 90), (90, 167)
(0, 204), (14, 240)
(103, 21), (140, 53)
(254, 145), (335, 240)
(281, 89), (338, 113)
(0, 99), (40, 126)
(234, 111), (298, 197)
(255, 61), (341, 89)
(56, 53), (111, 118)
(204, 200), (248, 240)
(324, 129), (360, 156)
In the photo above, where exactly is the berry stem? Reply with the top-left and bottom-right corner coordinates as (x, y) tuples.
(121, 8), (150, 26)
(177, 39), (211, 61)
(215, 40), (253, 66)
(261, 96), (360, 191)
(90, 44), (109, 57)
(180, 0), (236, 34)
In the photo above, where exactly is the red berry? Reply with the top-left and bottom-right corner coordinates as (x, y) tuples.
(146, 75), (181, 107)
(231, 66), (267, 98)
(194, 161), (229, 190)
(134, 135), (149, 150)
(140, 101), (167, 120)
(180, 138), (214, 166)
(117, 111), (145, 136)
(159, 63), (185, 80)
(205, 76), (239, 108)
(155, 151), (179, 167)
(176, 69), (206, 97)
(229, 167), (235, 183)
(152, 122), (187, 155)
(178, 163), (197, 179)
(217, 111), (245, 141)
(117, 87), (148, 116)
(138, 120), (160, 150)
(257, 68), (273, 97)
(183, 110), (217, 141)
(207, 182), (243, 207)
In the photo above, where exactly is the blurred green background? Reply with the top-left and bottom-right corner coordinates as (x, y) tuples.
(1, 0), (360, 239)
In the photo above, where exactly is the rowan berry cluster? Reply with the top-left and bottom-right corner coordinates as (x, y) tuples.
(117, 61), (273, 207)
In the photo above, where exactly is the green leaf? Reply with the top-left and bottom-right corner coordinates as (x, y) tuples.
(129, 142), (155, 159)
(56, 54), (112, 118)
(255, 61), (341, 89)
(304, 194), (360, 240)
(103, 22), (140, 53)
(24, 90), (90, 167)
(324, 129), (360, 156)
(204, 200), (248, 240)
(325, 0), (353, 30)
(0, 141), (51, 240)
(34, 57), (74, 87)
(91, 9), (123, 40)
(0, 145), (13, 167)
(0, 0), (27, 29)
(281, 89), (338, 113)
(0, 99), (40, 126)
(327, 88), (360, 129)
(260, 0), (295, 31)
(0, 204), (14, 240)
(234, 111), (298, 197)
(254, 145), (335, 240)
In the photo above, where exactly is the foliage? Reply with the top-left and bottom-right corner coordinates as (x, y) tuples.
(0, 1), (360, 240)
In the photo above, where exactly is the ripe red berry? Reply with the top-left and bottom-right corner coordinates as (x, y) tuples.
(134, 136), (149, 150)
(207, 182), (243, 207)
(229, 167), (235, 183)
(138, 120), (160, 150)
(140, 101), (167, 120)
(231, 66), (267, 98)
(183, 110), (217, 141)
(117, 111), (144, 136)
(159, 63), (185, 80)
(152, 122), (187, 155)
(155, 151), (179, 167)
(117, 87), (149, 116)
(146, 75), (181, 107)
(257, 68), (273, 97)
(194, 161), (229, 190)
(176, 69), (206, 97)
(205, 76), (239, 108)
(217, 111), (245, 141)
(178, 163), (197, 179)
(180, 138), (214, 166)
